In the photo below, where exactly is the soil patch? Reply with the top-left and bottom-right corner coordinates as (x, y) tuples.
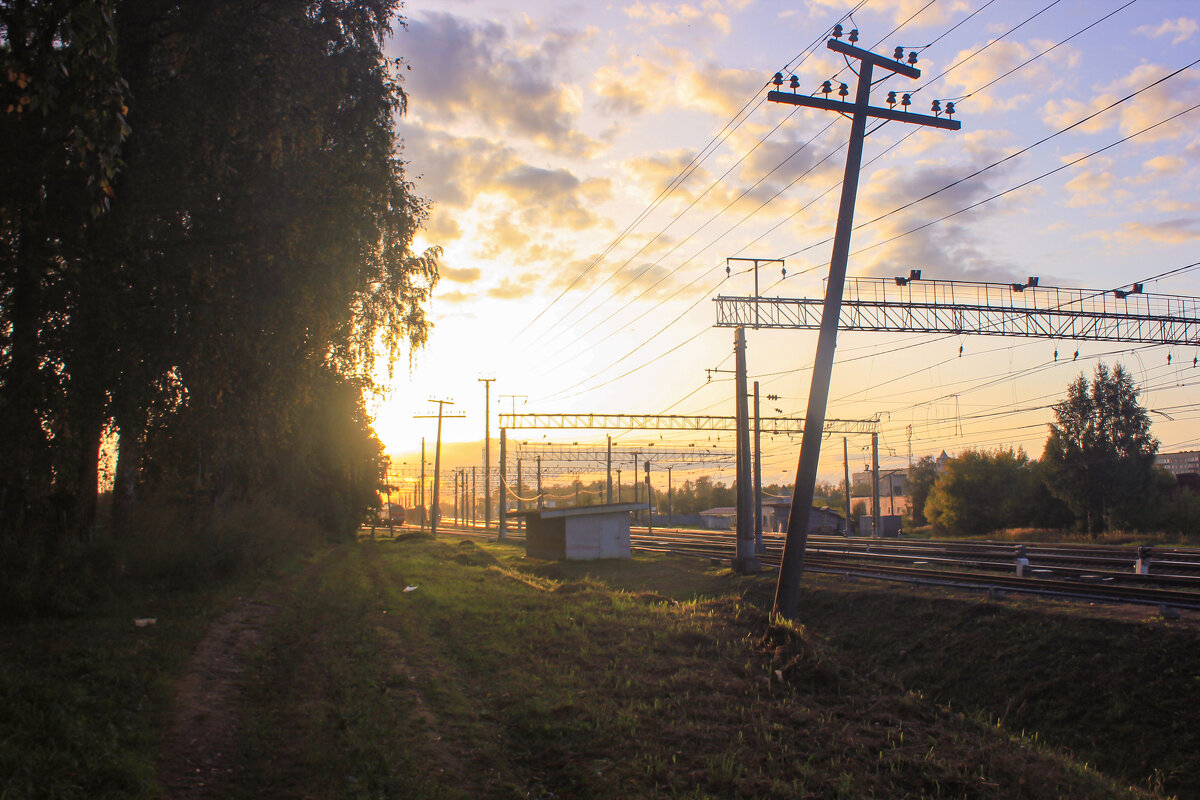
(157, 597), (277, 799)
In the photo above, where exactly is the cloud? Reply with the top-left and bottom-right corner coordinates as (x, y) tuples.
(441, 265), (482, 282)
(1128, 154), (1187, 185)
(1063, 168), (1115, 207)
(623, 0), (744, 37)
(1135, 17), (1199, 45)
(591, 43), (763, 118)
(1041, 62), (1200, 144)
(397, 12), (602, 157)
(1109, 218), (1200, 244)
(938, 39), (1077, 113)
(805, 0), (970, 28)
(402, 130), (609, 233)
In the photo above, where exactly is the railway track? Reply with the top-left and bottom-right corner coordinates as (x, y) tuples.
(395, 521), (1200, 612)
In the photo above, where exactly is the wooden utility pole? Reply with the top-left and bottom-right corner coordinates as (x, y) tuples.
(771, 29), (960, 618)
(479, 378), (494, 529)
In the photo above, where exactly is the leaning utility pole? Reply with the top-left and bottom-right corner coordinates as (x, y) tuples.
(479, 377), (495, 530)
(770, 27), (960, 618)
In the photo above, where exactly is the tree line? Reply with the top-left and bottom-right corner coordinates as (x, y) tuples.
(911, 364), (1198, 537)
(1, 1), (438, 606)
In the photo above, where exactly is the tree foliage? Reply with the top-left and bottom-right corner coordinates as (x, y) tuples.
(1041, 364), (1158, 533)
(906, 455), (938, 526)
(1, 1), (439, 595)
(924, 448), (1044, 536)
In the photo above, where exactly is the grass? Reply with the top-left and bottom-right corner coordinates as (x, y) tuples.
(218, 537), (1159, 798)
(2, 534), (1190, 798)
(0, 581), (239, 798)
(794, 578), (1200, 799)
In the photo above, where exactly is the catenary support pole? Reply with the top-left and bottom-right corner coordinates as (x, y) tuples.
(871, 431), (881, 538)
(479, 377), (494, 529)
(754, 380), (764, 554)
(420, 438), (426, 531)
(606, 435), (613, 503)
(843, 437), (852, 536)
(645, 460), (653, 535)
(734, 326), (758, 572)
(498, 428), (507, 540)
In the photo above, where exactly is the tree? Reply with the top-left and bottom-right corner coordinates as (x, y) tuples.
(907, 455), (938, 526)
(1041, 364), (1158, 534)
(924, 448), (1041, 536)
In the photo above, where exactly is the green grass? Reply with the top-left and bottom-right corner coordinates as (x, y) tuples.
(2, 535), (1186, 798)
(794, 579), (1200, 799)
(219, 538), (1157, 798)
(0, 584), (235, 799)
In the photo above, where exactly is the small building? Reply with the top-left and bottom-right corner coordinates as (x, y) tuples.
(514, 503), (644, 560)
(698, 506), (737, 530)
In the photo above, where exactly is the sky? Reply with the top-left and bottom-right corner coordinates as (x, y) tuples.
(370, 0), (1200, 495)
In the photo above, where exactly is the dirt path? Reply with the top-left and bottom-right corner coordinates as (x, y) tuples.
(157, 596), (277, 800)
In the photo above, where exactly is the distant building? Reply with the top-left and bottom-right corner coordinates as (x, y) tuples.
(1157, 450), (1200, 478)
(851, 468), (910, 516)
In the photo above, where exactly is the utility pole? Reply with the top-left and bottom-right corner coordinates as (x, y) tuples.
(471, 467), (477, 527)
(415, 399), (463, 537)
(843, 437), (852, 537)
(537, 456), (544, 509)
(771, 28), (960, 618)
(498, 428), (507, 540)
(479, 378), (494, 530)
(420, 438), (426, 531)
(733, 327), (758, 572)
(616, 468), (622, 502)
(753, 381), (764, 555)
(871, 431), (881, 538)
(645, 460), (653, 535)
(666, 465), (674, 527)
(606, 435), (613, 503)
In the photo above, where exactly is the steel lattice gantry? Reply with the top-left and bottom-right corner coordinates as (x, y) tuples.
(714, 278), (1200, 345)
(512, 444), (735, 465)
(499, 413), (879, 435)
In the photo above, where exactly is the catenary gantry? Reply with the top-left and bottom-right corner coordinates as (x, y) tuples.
(714, 277), (1200, 344)
(499, 413), (878, 435)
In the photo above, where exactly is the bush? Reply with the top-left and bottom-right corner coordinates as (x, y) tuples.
(117, 495), (323, 589)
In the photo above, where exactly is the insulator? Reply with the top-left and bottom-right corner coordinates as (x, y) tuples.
(848, 28), (859, 43)
(893, 46), (904, 61)
(901, 93), (911, 107)
(1168, 353), (1173, 364)
(931, 99), (941, 114)
(907, 51), (918, 65)
(832, 23), (843, 38)
(725, 265), (731, 276)
(781, 267), (786, 277)
(772, 72), (783, 87)
(838, 82), (849, 98)
(789, 74), (800, 90)
(886, 91), (897, 106)
(945, 101), (955, 117)
(821, 80), (832, 95)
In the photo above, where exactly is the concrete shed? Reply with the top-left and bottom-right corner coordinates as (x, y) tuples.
(514, 503), (645, 561)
